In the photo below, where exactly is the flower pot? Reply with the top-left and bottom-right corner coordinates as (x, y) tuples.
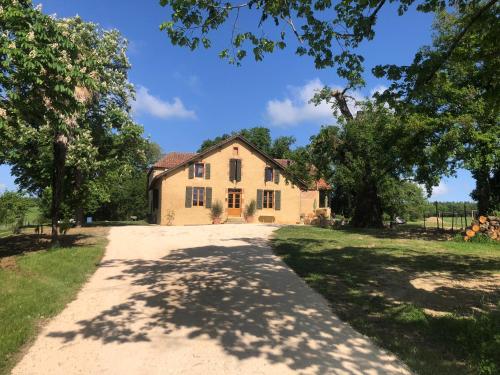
(245, 215), (255, 223)
(212, 217), (222, 224)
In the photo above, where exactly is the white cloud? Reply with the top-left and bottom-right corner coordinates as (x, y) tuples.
(265, 79), (365, 127)
(370, 85), (388, 98)
(132, 86), (196, 120)
(431, 181), (449, 197)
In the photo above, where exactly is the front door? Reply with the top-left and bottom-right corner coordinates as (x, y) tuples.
(227, 189), (242, 217)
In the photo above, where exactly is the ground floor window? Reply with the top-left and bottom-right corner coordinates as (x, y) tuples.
(193, 187), (205, 206)
(263, 190), (274, 209)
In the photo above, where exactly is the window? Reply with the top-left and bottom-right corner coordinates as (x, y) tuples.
(193, 187), (205, 206)
(263, 190), (274, 209)
(265, 167), (273, 182)
(233, 146), (239, 156)
(195, 163), (204, 178)
(229, 159), (241, 181)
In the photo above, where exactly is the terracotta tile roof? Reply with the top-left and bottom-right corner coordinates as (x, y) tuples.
(315, 178), (331, 190)
(274, 158), (291, 168)
(153, 152), (197, 169)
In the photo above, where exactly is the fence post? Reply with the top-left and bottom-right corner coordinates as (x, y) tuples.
(451, 210), (454, 232)
(464, 203), (468, 228)
(435, 202), (439, 230)
(423, 213), (426, 230)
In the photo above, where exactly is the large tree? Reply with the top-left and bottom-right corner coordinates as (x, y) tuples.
(308, 102), (422, 227)
(0, 1), (147, 242)
(374, 6), (500, 214)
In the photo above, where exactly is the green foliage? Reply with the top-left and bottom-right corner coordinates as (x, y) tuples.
(244, 199), (257, 218)
(310, 102), (423, 227)
(210, 200), (224, 220)
(375, 7), (500, 214)
(380, 181), (427, 221)
(0, 1), (152, 234)
(0, 191), (37, 226)
(197, 126), (296, 158)
(157, 0), (464, 88)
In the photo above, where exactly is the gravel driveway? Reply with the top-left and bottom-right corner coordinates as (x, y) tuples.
(13, 224), (410, 375)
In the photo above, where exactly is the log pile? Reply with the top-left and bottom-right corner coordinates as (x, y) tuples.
(464, 216), (500, 241)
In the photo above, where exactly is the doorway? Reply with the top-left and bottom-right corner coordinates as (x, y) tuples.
(227, 189), (242, 217)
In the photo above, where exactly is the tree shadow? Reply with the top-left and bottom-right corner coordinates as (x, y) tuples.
(271, 235), (500, 373)
(335, 226), (456, 241)
(0, 233), (92, 258)
(47, 241), (408, 374)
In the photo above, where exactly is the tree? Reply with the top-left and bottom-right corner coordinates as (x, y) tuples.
(198, 127), (296, 158)
(309, 102), (419, 227)
(157, 0), (495, 116)
(0, 191), (34, 226)
(0, 1), (147, 242)
(374, 7), (500, 214)
(1, 1), (100, 243)
(93, 141), (163, 221)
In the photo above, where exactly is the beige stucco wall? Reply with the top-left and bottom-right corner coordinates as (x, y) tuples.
(300, 190), (320, 217)
(153, 139), (317, 226)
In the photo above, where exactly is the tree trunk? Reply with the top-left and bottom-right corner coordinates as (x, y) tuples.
(351, 174), (384, 228)
(471, 168), (492, 215)
(75, 169), (84, 227)
(51, 133), (69, 246)
(332, 90), (354, 120)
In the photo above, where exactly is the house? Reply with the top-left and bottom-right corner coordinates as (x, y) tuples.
(147, 135), (330, 225)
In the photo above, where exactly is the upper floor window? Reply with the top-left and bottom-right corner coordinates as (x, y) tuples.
(233, 146), (239, 156)
(195, 163), (204, 178)
(265, 167), (274, 182)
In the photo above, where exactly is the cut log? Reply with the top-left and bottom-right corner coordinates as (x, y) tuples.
(464, 235), (470, 241)
(479, 215), (487, 224)
(466, 229), (476, 237)
(472, 224), (480, 232)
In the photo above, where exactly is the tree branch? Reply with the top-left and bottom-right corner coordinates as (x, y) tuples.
(418, 0), (498, 86)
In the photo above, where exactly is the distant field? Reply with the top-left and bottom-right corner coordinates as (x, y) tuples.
(409, 215), (474, 230)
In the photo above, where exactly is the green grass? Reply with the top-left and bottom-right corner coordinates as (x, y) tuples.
(272, 226), (500, 375)
(0, 230), (106, 374)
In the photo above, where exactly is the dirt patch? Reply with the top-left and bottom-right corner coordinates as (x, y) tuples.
(0, 256), (18, 270)
(411, 271), (500, 293)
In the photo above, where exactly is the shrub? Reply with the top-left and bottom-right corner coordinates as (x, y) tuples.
(244, 199), (257, 219)
(210, 200), (224, 220)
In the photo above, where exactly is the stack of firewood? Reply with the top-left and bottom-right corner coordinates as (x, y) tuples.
(464, 216), (500, 241)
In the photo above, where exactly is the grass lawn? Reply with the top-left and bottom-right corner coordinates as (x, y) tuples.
(272, 225), (500, 375)
(0, 227), (107, 374)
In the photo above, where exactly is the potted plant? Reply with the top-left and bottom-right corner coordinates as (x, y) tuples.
(210, 200), (224, 224)
(244, 199), (257, 223)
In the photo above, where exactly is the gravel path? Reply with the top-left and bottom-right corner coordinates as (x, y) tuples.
(13, 224), (410, 375)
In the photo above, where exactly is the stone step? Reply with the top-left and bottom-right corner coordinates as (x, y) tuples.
(225, 217), (245, 224)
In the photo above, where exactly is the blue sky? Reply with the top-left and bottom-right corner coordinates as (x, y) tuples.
(0, 0), (475, 201)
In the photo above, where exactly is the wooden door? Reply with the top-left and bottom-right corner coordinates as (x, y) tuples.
(227, 189), (242, 217)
